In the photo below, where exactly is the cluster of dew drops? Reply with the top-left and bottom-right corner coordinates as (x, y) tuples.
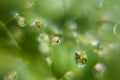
(3, 0), (116, 79)
(12, 12), (104, 69)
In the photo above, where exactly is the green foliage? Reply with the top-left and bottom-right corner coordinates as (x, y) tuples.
(0, 0), (120, 80)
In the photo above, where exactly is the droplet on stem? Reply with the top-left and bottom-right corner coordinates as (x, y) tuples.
(31, 18), (46, 28)
(37, 33), (49, 43)
(52, 35), (60, 45)
(14, 13), (19, 19)
(94, 63), (106, 80)
(63, 71), (74, 80)
(38, 41), (49, 54)
(94, 63), (105, 73)
(37, 33), (43, 42)
(45, 57), (52, 66)
(68, 22), (77, 31)
(74, 51), (88, 67)
(91, 40), (100, 49)
(34, 19), (41, 27)
(17, 16), (26, 27)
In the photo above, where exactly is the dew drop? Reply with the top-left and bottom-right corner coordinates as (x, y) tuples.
(37, 33), (49, 43)
(17, 16), (26, 27)
(94, 63), (105, 73)
(11, 10), (19, 19)
(74, 51), (88, 67)
(68, 21), (77, 30)
(45, 57), (52, 66)
(31, 18), (47, 28)
(52, 35), (60, 45)
(63, 71), (74, 80)
(36, 33), (43, 42)
(38, 41), (49, 54)
(91, 40), (100, 49)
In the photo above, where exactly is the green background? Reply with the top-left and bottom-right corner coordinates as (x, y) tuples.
(0, 0), (120, 80)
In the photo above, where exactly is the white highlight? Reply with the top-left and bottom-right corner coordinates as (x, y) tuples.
(113, 22), (120, 36)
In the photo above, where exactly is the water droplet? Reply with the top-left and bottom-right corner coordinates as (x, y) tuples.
(45, 57), (52, 66)
(38, 41), (49, 54)
(68, 21), (77, 30)
(36, 33), (43, 42)
(94, 63), (106, 80)
(14, 13), (19, 19)
(72, 31), (78, 38)
(33, 19), (41, 27)
(91, 40), (100, 49)
(94, 63), (105, 73)
(63, 71), (74, 80)
(37, 33), (49, 43)
(31, 18), (46, 28)
(52, 35), (60, 45)
(17, 16), (26, 27)
(74, 51), (88, 67)
(11, 10), (19, 19)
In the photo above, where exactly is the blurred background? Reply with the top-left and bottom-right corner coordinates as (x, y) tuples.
(0, 0), (120, 80)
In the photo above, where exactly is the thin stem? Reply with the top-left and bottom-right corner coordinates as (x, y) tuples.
(75, 39), (81, 50)
(38, 26), (44, 34)
(72, 31), (81, 50)
(71, 31), (82, 51)
(48, 38), (55, 77)
(5, 18), (15, 25)
(2, 22), (22, 50)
